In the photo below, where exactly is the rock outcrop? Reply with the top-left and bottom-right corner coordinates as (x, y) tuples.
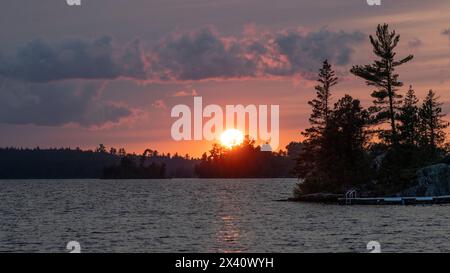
(400, 163), (450, 196)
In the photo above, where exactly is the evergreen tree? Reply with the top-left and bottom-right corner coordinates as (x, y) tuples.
(322, 95), (370, 189)
(118, 148), (127, 157)
(419, 90), (449, 150)
(208, 143), (224, 162)
(296, 60), (338, 179)
(350, 24), (413, 145)
(295, 95), (370, 194)
(328, 95), (369, 157)
(96, 144), (107, 153)
(398, 85), (420, 146)
(303, 60), (338, 140)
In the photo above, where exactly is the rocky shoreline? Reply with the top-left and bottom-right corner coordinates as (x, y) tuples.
(287, 163), (450, 204)
(286, 192), (343, 203)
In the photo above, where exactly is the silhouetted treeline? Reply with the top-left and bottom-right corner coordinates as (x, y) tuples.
(0, 147), (119, 179)
(295, 24), (450, 197)
(0, 143), (300, 179)
(102, 156), (166, 179)
(101, 147), (200, 179)
(195, 138), (301, 178)
(0, 146), (198, 179)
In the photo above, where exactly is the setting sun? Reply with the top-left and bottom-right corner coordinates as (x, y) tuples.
(220, 129), (244, 149)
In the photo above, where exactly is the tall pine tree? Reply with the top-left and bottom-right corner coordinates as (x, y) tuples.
(419, 90), (449, 151)
(350, 24), (413, 146)
(296, 60), (338, 179)
(303, 59), (338, 140)
(398, 85), (420, 146)
(295, 95), (370, 194)
(324, 95), (370, 189)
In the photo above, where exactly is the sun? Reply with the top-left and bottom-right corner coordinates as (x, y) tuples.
(220, 129), (244, 149)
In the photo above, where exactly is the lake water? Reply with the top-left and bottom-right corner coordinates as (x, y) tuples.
(1, 178), (450, 253)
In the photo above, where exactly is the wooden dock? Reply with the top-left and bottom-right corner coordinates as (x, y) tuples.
(338, 195), (450, 205)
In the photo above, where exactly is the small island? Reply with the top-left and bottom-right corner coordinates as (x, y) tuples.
(291, 24), (450, 204)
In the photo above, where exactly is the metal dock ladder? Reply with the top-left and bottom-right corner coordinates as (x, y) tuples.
(345, 189), (357, 205)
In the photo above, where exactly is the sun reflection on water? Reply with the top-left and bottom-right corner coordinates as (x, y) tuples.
(216, 215), (245, 253)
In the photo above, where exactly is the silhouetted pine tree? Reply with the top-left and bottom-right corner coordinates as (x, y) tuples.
(96, 144), (107, 153)
(328, 95), (370, 157)
(296, 60), (338, 179)
(303, 59), (338, 140)
(351, 24), (413, 145)
(323, 95), (371, 188)
(419, 90), (449, 151)
(295, 95), (371, 195)
(398, 85), (420, 146)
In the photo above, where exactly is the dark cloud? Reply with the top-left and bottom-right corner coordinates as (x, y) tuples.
(0, 37), (147, 82)
(149, 27), (365, 80)
(0, 26), (366, 127)
(0, 80), (137, 127)
(149, 27), (258, 80)
(0, 27), (364, 83)
(274, 29), (365, 75)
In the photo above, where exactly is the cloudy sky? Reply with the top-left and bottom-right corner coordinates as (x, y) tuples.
(1, 0), (450, 156)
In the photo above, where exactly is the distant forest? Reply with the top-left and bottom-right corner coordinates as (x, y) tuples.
(0, 142), (301, 179)
(0, 146), (193, 179)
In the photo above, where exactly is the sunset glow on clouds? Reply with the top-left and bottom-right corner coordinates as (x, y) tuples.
(1, 0), (450, 156)
(0, 27), (364, 83)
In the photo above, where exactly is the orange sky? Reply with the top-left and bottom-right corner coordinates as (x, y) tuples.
(1, 1), (450, 157)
